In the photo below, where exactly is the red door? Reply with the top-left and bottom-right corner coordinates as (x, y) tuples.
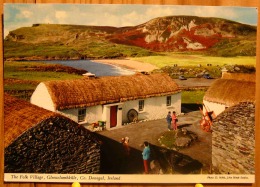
(110, 106), (118, 128)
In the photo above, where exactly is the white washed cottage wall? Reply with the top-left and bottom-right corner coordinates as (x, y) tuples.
(30, 73), (181, 130)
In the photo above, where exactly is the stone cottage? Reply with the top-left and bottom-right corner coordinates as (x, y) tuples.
(211, 102), (255, 174)
(4, 94), (101, 174)
(30, 73), (181, 130)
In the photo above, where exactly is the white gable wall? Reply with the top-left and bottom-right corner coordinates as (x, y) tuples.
(203, 100), (227, 117)
(30, 83), (55, 111)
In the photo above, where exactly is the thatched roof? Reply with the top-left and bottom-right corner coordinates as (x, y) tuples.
(5, 94), (101, 173)
(5, 94), (66, 148)
(43, 73), (180, 110)
(204, 73), (255, 106)
(222, 72), (255, 82)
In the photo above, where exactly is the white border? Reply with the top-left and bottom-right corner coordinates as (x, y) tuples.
(4, 174), (255, 183)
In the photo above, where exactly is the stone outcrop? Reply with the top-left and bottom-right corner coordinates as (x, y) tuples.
(212, 102), (255, 174)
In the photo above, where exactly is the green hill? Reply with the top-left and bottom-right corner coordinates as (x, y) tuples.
(4, 16), (256, 60)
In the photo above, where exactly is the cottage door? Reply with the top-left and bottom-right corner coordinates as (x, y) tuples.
(110, 106), (118, 128)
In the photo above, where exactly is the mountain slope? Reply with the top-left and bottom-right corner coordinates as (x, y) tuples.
(108, 16), (256, 54)
(4, 16), (256, 60)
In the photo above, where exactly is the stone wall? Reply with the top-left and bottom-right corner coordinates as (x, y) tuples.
(5, 116), (101, 174)
(212, 102), (255, 174)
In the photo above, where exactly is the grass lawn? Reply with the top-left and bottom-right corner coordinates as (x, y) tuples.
(4, 61), (83, 82)
(4, 61), (84, 99)
(130, 54), (256, 68)
(181, 90), (206, 104)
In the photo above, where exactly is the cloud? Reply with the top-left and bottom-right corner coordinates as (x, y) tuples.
(21, 10), (33, 18)
(55, 11), (68, 23)
(120, 11), (142, 26)
(193, 6), (238, 19)
(145, 6), (178, 18)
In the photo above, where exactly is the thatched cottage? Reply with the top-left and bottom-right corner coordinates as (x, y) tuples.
(212, 102), (255, 174)
(4, 94), (101, 173)
(203, 72), (255, 116)
(30, 73), (181, 129)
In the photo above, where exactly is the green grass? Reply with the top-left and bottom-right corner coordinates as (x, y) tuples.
(4, 38), (158, 59)
(181, 90), (206, 104)
(4, 84), (36, 91)
(5, 70), (82, 82)
(80, 42), (157, 58)
(4, 41), (81, 59)
(181, 90), (205, 112)
(4, 61), (83, 82)
(130, 54), (256, 68)
(4, 61), (84, 100)
(159, 131), (178, 149)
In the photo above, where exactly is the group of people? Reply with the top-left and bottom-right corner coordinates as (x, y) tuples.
(121, 137), (151, 174)
(166, 111), (178, 131)
(120, 112), (178, 174)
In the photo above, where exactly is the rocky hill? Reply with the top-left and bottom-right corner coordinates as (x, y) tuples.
(4, 16), (256, 60)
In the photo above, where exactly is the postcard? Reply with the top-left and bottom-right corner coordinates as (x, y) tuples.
(3, 3), (257, 183)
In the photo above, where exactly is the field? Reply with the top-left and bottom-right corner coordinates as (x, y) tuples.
(130, 54), (256, 68)
(4, 61), (85, 99)
(129, 54), (256, 79)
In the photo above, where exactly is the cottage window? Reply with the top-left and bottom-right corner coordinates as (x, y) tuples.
(78, 108), (86, 123)
(139, 100), (144, 111)
(166, 96), (171, 106)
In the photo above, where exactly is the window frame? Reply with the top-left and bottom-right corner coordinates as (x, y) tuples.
(166, 96), (172, 106)
(138, 100), (145, 111)
(78, 108), (86, 123)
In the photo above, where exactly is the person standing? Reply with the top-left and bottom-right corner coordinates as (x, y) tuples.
(142, 141), (151, 174)
(171, 111), (178, 131)
(166, 111), (172, 131)
(121, 137), (130, 156)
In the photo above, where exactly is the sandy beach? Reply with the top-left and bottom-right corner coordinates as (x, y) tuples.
(92, 59), (158, 72)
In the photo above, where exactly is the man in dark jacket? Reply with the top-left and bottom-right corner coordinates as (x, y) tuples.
(166, 111), (172, 130)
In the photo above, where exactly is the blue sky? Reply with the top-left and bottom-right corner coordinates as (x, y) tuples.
(4, 4), (258, 38)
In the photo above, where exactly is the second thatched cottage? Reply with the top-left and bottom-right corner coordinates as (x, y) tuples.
(203, 72), (255, 117)
(31, 73), (181, 129)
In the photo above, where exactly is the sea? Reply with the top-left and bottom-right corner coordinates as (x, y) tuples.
(43, 60), (135, 77)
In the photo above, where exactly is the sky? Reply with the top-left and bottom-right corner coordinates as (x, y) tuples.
(3, 3), (258, 38)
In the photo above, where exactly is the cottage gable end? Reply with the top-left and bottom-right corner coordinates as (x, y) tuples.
(31, 82), (56, 111)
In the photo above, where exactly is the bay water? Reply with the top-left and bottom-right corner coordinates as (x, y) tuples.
(44, 60), (135, 77)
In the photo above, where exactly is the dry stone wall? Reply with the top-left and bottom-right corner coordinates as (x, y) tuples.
(212, 102), (255, 174)
(5, 116), (101, 174)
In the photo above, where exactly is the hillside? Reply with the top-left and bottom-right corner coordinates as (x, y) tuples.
(4, 16), (256, 60)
